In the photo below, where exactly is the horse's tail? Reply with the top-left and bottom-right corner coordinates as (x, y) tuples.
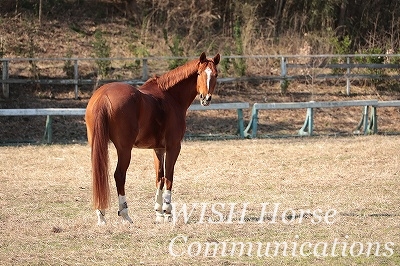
(90, 96), (111, 210)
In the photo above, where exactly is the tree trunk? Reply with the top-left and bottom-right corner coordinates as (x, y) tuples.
(274, 0), (285, 37)
(338, 0), (347, 35)
(38, 0), (42, 26)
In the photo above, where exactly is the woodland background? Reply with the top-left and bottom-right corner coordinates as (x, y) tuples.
(1, 6), (400, 266)
(1, 1), (400, 143)
(1, 0), (400, 62)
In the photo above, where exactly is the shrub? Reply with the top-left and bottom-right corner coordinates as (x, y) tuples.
(92, 30), (111, 77)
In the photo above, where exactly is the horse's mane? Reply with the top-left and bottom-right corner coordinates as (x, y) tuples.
(151, 59), (200, 91)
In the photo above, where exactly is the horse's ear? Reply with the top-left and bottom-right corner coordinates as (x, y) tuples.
(213, 54), (220, 65)
(199, 52), (207, 63)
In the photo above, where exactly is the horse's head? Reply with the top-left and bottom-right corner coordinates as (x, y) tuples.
(197, 52), (220, 106)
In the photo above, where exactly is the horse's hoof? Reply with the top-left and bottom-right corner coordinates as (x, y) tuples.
(154, 202), (162, 212)
(155, 215), (164, 223)
(122, 219), (133, 224)
(121, 215), (133, 224)
(155, 211), (164, 223)
(162, 203), (172, 213)
(96, 210), (106, 225)
(164, 214), (173, 223)
(118, 208), (133, 224)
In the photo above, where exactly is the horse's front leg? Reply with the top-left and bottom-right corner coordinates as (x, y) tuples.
(162, 144), (181, 222)
(115, 148), (133, 223)
(153, 149), (166, 223)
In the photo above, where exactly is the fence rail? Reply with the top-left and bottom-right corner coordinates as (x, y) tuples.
(243, 100), (380, 138)
(1, 100), (399, 143)
(2, 54), (400, 98)
(0, 102), (249, 143)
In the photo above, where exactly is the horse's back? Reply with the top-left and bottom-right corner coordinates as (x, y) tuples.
(86, 83), (140, 144)
(87, 82), (138, 111)
(86, 82), (169, 149)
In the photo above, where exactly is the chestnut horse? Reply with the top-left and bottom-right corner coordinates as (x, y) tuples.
(85, 52), (220, 224)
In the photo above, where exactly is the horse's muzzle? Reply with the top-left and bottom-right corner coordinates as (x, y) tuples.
(200, 94), (212, 106)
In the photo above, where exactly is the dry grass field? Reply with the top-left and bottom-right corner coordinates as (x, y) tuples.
(0, 136), (399, 265)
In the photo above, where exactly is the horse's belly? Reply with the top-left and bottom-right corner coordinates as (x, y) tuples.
(132, 125), (166, 149)
(133, 136), (165, 149)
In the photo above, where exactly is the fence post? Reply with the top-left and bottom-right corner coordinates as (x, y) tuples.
(2, 60), (9, 98)
(369, 106), (378, 134)
(43, 115), (53, 144)
(74, 59), (79, 99)
(299, 106), (314, 136)
(346, 57), (351, 95)
(251, 107), (259, 138)
(142, 58), (148, 80)
(362, 105), (369, 135)
(237, 109), (245, 138)
(280, 56), (288, 93)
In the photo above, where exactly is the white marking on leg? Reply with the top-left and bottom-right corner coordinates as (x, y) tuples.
(163, 190), (171, 204)
(118, 194), (133, 224)
(162, 190), (173, 222)
(162, 190), (172, 213)
(118, 195), (127, 208)
(96, 209), (106, 225)
(154, 188), (163, 212)
(154, 188), (164, 223)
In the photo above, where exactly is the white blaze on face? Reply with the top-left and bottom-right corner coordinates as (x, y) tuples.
(205, 67), (212, 91)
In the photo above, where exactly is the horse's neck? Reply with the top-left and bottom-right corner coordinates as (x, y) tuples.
(154, 59), (200, 110)
(157, 59), (198, 89)
(167, 76), (198, 111)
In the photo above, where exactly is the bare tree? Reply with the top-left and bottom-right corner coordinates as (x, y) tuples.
(38, 0), (42, 25)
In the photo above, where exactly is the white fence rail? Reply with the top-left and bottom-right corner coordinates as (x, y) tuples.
(0, 103), (249, 143)
(243, 100), (380, 138)
(1, 100), (400, 143)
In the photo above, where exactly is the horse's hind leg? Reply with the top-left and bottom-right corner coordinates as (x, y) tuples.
(153, 145), (180, 223)
(96, 209), (106, 225)
(115, 147), (133, 223)
(152, 144), (181, 223)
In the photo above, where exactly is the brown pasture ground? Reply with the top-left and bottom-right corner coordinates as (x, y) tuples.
(0, 136), (399, 265)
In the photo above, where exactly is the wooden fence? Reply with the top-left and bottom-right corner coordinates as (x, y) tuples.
(2, 54), (400, 142)
(1, 100), (399, 143)
(1, 54), (400, 98)
(243, 100), (379, 138)
(0, 103), (249, 143)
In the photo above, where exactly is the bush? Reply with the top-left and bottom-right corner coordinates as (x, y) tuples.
(163, 29), (186, 70)
(330, 35), (352, 74)
(92, 30), (111, 77)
